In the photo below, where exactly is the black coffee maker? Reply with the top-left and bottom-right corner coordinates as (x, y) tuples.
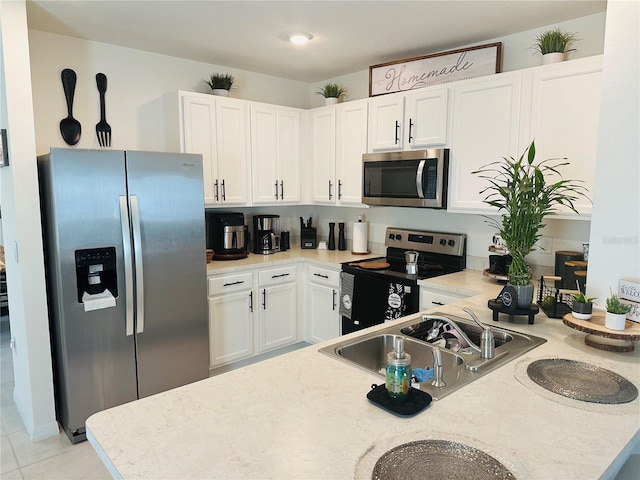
(253, 214), (279, 255)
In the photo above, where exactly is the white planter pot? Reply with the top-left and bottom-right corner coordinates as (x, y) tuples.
(212, 89), (230, 97)
(604, 311), (627, 331)
(542, 52), (565, 65)
(325, 97), (338, 106)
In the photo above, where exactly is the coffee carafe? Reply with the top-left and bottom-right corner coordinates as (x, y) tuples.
(253, 214), (279, 255)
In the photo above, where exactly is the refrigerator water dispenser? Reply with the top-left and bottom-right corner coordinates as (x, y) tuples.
(75, 247), (117, 311)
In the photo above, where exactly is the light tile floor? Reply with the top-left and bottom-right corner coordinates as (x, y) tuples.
(1, 318), (111, 480)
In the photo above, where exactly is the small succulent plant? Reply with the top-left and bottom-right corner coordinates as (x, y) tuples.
(205, 73), (235, 91)
(532, 28), (578, 55)
(317, 83), (347, 98)
(605, 290), (632, 315)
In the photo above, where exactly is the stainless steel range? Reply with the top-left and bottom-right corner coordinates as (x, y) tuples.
(340, 228), (467, 334)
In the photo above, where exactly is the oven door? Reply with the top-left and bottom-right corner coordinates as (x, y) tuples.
(340, 270), (419, 335)
(362, 150), (448, 208)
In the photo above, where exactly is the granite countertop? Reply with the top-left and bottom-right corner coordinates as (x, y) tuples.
(86, 263), (640, 480)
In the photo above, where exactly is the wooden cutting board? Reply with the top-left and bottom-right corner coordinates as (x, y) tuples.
(348, 261), (390, 270)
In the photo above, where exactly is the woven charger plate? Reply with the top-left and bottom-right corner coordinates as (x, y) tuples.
(526, 358), (638, 404)
(372, 440), (515, 480)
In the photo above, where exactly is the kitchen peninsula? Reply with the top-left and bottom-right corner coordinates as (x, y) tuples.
(86, 270), (640, 480)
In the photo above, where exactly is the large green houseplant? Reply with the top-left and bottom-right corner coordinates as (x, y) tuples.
(473, 141), (589, 307)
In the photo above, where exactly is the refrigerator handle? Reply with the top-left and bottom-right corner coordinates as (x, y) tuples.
(130, 195), (145, 334)
(119, 196), (135, 336)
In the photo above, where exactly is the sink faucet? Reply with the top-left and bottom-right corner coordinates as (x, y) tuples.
(431, 346), (446, 388)
(462, 308), (495, 359)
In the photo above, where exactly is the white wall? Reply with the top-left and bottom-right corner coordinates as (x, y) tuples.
(0, 0), (58, 440)
(28, 30), (312, 154)
(586, 1), (640, 305)
(308, 12), (606, 108)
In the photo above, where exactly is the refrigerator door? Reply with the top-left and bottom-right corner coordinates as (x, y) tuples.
(38, 149), (138, 442)
(125, 151), (209, 397)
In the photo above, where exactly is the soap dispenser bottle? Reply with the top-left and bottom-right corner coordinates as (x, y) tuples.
(385, 337), (412, 402)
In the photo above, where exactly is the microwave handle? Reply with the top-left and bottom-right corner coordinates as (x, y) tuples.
(416, 160), (426, 198)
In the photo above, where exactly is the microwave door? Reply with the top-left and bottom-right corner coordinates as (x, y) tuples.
(416, 160), (426, 199)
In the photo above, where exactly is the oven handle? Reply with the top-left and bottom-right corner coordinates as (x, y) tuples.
(416, 159), (425, 199)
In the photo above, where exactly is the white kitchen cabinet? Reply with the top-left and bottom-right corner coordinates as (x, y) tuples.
(420, 288), (469, 311)
(163, 91), (250, 206)
(310, 106), (337, 203)
(368, 88), (448, 152)
(250, 104), (301, 204)
(207, 272), (254, 368)
(310, 100), (368, 205)
(257, 266), (297, 352)
(447, 72), (523, 213)
(307, 265), (340, 343)
(335, 99), (369, 205)
(524, 56), (602, 216)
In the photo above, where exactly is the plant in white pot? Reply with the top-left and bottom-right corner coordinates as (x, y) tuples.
(473, 140), (589, 308)
(317, 83), (346, 105)
(570, 292), (596, 320)
(604, 290), (632, 330)
(205, 73), (235, 96)
(531, 28), (578, 65)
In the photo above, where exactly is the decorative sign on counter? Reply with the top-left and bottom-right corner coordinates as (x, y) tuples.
(369, 42), (502, 97)
(619, 278), (640, 323)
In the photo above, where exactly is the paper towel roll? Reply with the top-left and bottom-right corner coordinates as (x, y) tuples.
(352, 221), (369, 254)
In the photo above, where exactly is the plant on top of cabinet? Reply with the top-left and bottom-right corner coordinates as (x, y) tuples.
(205, 73), (235, 96)
(473, 140), (589, 308)
(317, 83), (347, 105)
(531, 28), (578, 64)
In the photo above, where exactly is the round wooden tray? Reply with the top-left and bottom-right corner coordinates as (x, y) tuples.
(563, 312), (640, 352)
(482, 269), (508, 282)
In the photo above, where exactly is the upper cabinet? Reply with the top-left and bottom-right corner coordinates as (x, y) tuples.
(162, 91), (250, 206)
(310, 99), (368, 205)
(447, 72), (523, 213)
(368, 87), (448, 152)
(250, 104), (302, 204)
(524, 56), (602, 216)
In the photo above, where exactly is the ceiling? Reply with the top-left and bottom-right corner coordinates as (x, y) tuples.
(25, 0), (607, 83)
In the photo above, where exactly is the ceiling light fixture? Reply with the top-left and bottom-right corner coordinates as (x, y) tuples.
(290, 33), (312, 45)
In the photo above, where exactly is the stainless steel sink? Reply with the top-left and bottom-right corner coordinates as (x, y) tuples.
(319, 312), (546, 400)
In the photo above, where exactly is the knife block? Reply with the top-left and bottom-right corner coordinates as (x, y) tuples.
(301, 227), (317, 249)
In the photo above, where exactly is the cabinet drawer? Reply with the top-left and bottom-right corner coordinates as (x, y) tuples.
(308, 265), (339, 287)
(208, 272), (254, 296)
(258, 265), (297, 287)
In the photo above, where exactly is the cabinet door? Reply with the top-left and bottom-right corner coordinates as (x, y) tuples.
(368, 94), (404, 151)
(278, 108), (301, 203)
(405, 88), (448, 147)
(310, 107), (337, 203)
(258, 283), (297, 352)
(527, 59), (602, 216)
(448, 74), (522, 212)
(250, 105), (279, 204)
(308, 283), (339, 343)
(182, 95), (217, 204)
(336, 100), (368, 205)
(209, 291), (253, 367)
(216, 98), (249, 205)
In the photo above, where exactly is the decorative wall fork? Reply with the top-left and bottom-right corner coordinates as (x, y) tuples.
(95, 73), (111, 147)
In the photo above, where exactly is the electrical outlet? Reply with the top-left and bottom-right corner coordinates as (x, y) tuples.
(536, 236), (553, 255)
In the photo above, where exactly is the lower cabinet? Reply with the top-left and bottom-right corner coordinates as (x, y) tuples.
(257, 265), (298, 352)
(307, 265), (340, 343)
(420, 286), (479, 311)
(208, 272), (254, 368)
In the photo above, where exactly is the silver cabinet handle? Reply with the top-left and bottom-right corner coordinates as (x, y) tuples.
(119, 196), (134, 336)
(130, 195), (145, 334)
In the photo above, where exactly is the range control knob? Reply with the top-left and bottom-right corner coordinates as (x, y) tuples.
(396, 234), (402, 241)
(439, 238), (447, 246)
(448, 240), (456, 247)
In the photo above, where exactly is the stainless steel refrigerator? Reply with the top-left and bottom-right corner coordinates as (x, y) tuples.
(38, 148), (209, 443)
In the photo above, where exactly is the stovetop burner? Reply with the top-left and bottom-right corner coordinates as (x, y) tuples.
(343, 228), (467, 281)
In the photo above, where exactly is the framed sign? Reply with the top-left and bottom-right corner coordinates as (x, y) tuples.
(0, 129), (8, 167)
(369, 42), (502, 97)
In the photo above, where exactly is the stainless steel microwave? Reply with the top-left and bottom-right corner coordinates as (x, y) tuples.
(362, 149), (449, 208)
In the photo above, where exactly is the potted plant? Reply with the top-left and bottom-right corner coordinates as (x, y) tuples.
(570, 292), (596, 320)
(473, 141), (588, 308)
(604, 290), (632, 330)
(205, 73), (235, 96)
(317, 83), (346, 105)
(531, 28), (578, 65)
